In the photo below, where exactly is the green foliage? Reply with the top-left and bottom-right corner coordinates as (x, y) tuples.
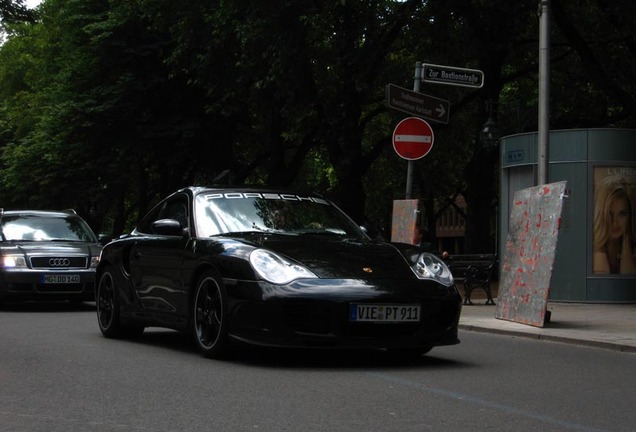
(0, 0), (635, 244)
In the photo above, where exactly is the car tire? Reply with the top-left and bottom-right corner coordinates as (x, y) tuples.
(96, 267), (144, 338)
(192, 270), (229, 358)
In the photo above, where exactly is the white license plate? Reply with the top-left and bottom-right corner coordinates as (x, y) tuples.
(350, 303), (421, 323)
(42, 274), (80, 284)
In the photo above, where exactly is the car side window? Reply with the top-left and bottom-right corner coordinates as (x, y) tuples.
(136, 195), (189, 235)
(160, 199), (188, 228)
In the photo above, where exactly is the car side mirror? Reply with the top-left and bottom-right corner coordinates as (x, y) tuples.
(152, 219), (185, 236)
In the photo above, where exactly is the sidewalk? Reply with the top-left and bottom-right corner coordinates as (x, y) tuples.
(459, 301), (636, 353)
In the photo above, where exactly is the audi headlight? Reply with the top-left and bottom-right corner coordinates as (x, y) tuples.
(90, 256), (100, 269)
(249, 249), (317, 284)
(414, 253), (454, 286)
(2, 254), (27, 268)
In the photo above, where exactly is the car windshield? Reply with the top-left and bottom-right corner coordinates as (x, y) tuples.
(0, 215), (96, 242)
(195, 192), (366, 239)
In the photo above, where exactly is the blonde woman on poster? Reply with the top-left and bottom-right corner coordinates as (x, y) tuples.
(593, 173), (636, 274)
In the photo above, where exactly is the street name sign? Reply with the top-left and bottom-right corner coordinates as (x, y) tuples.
(386, 84), (450, 124)
(422, 63), (484, 88)
(392, 117), (434, 160)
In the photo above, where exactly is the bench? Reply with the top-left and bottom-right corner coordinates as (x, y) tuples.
(443, 254), (497, 305)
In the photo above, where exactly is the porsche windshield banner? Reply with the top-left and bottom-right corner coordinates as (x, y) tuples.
(205, 192), (330, 205)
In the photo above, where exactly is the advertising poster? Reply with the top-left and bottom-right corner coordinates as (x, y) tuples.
(592, 166), (636, 275)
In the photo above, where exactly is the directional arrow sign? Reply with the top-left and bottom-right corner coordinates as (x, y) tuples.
(392, 117), (434, 160)
(386, 84), (450, 124)
(422, 63), (484, 88)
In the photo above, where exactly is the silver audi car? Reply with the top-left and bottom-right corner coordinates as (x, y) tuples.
(0, 209), (102, 304)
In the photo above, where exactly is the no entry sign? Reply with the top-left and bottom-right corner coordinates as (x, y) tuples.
(392, 117), (434, 160)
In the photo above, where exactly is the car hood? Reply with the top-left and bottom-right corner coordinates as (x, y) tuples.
(251, 235), (416, 279)
(5, 242), (101, 256)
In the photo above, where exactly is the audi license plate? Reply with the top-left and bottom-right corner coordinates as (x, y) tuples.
(349, 303), (421, 323)
(42, 274), (80, 284)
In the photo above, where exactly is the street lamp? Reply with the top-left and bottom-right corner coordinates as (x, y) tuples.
(481, 116), (501, 149)
(480, 99), (501, 148)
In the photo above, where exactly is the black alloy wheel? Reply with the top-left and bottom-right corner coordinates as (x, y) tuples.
(96, 267), (143, 338)
(192, 271), (228, 358)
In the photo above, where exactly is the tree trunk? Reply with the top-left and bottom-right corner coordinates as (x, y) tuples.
(463, 143), (498, 253)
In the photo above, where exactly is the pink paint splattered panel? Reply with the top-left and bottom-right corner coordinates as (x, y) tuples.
(495, 181), (567, 327)
(390, 199), (419, 244)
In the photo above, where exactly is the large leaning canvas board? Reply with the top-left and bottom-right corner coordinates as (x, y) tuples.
(496, 181), (568, 327)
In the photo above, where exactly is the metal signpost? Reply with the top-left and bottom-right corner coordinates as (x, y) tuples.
(388, 61), (486, 199)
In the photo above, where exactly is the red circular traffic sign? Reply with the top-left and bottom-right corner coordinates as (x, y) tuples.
(392, 117), (434, 160)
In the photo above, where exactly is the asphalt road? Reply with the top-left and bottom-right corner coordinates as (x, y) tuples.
(1, 301), (634, 432)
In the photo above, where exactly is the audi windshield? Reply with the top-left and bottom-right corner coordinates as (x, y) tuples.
(1, 215), (97, 243)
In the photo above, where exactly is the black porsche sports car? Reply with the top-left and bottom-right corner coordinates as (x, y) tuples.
(96, 187), (462, 358)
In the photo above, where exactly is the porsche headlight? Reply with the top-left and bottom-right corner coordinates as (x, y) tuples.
(249, 249), (317, 284)
(2, 254), (27, 268)
(414, 252), (454, 287)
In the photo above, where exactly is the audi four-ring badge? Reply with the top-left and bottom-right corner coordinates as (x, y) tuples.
(0, 209), (103, 304)
(95, 186), (462, 358)
(49, 258), (71, 267)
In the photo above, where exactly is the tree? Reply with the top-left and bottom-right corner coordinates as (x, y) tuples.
(1, 0), (225, 234)
(1, 0), (635, 246)
(1, 0), (37, 26)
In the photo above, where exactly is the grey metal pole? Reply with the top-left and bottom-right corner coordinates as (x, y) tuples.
(406, 62), (423, 198)
(405, 161), (414, 199)
(537, 0), (551, 185)
(413, 61), (422, 93)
